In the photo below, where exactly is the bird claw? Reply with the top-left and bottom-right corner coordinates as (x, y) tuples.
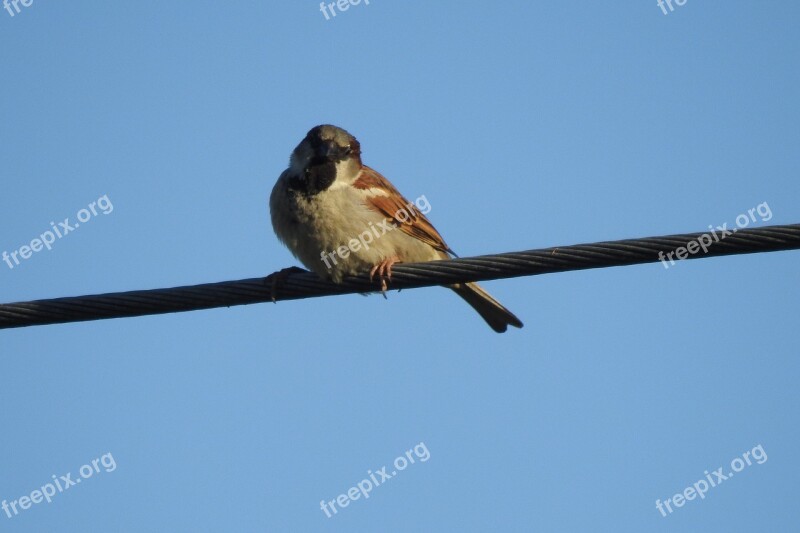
(264, 266), (306, 303)
(369, 257), (399, 298)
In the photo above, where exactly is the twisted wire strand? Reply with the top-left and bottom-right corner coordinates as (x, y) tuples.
(1, 223), (798, 330)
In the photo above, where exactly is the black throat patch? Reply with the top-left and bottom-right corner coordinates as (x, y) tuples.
(288, 158), (337, 196)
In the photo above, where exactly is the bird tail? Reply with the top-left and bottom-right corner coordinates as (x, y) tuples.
(449, 282), (524, 333)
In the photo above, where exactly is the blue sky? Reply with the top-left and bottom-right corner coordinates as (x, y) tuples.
(1, 1), (798, 531)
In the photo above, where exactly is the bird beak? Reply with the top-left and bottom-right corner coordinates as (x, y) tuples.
(321, 142), (347, 160)
(320, 145), (335, 158)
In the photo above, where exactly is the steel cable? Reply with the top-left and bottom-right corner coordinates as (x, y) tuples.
(1, 223), (798, 330)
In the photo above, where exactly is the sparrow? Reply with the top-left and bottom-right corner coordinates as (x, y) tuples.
(269, 124), (523, 333)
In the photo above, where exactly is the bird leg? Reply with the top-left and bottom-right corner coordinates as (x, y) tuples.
(263, 266), (307, 303)
(369, 256), (400, 296)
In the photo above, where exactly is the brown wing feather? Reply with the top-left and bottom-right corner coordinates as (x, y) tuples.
(353, 166), (452, 255)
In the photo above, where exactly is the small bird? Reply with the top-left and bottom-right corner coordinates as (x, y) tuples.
(270, 125), (523, 333)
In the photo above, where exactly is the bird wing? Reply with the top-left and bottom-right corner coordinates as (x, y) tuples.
(352, 165), (453, 255)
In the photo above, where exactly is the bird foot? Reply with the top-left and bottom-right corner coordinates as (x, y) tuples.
(264, 266), (306, 303)
(369, 256), (400, 297)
